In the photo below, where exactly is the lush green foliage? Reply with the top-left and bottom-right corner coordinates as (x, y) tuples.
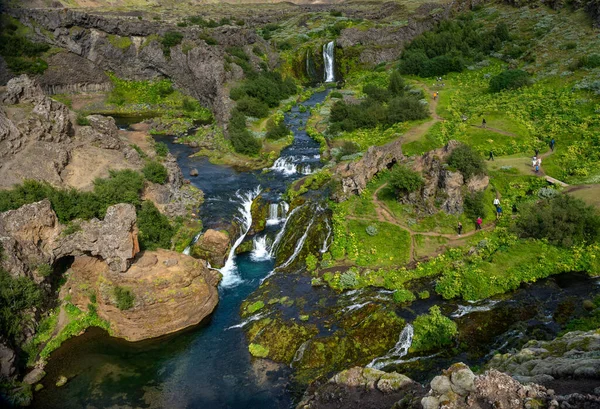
(137, 201), (175, 250)
(410, 306), (458, 352)
(389, 166), (424, 195)
(230, 72), (296, 108)
(113, 286), (135, 310)
(0, 269), (42, 341)
(161, 31), (184, 57)
(489, 69), (531, 93)
(155, 142), (169, 157)
(229, 110), (261, 155)
(236, 97), (270, 118)
(142, 161), (168, 184)
(447, 144), (487, 180)
(398, 17), (509, 77)
(0, 17), (50, 75)
(514, 195), (600, 247)
(265, 115), (290, 140)
(93, 170), (145, 213)
(393, 289), (416, 303)
(464, 191), (487, 220)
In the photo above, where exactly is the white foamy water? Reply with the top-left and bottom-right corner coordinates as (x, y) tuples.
(269, 205), (304, 257)
(323, 41), (335, 83)
(451, 300), (499, 318)
(250, 236), (271, 262)
(219, 186), (261, 288)
(226, 312), (267, 330)
(266, 202), (289, 226)
(367, 324), (414, 370)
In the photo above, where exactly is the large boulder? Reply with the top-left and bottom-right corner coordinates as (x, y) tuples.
(65, 251), (221, 341)
(0, 341), (17, 379)
(1, 74), (45, 104)
(296, 366), (423, 409)
(190, 229), (230, 269)
(78, 115), (122, 150)
(0, 106), (25, 163)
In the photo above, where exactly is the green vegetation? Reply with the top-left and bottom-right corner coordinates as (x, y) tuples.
(155, 142), (169, 157)
(389, 165), (424, 195)
(514, 195), (600, 247)
(0, 269), (42, 341)
(398, 17), (510, 77)
(248, 343), (270, 358)
(229, 110), (261, 156)
(489, 69), (531, 93)
(246, 301), (265, 314)
(161, 31), (184, 57)
(107, 34), (132, 50)
(113, 286), (135, 310)
(393, 289), (416, 304)
(265, 114), (290, 140)
(410, 306), (458, 353)
(447, 144), (487, 180)
(0, 16), (50, 75)
(142, 161), (168, 184)
(137, 201), (174, 251)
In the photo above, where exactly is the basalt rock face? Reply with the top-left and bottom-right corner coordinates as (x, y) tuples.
(9, 8), (268, 123)
(65, 251), (221, 342)
(0, 199), (139, 279)
(333, 138), (405, 202)
(408, 141), (489, 215)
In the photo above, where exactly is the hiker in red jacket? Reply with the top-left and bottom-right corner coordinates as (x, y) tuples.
(476, 217), (483, 230)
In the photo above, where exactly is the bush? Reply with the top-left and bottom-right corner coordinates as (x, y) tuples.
(489, 69), (531, 93)
(577, 54), (600, 69)
(0, 269), (42, 341)
(447, 144), (486, 180)
(514, 195), (600, 247)
(385, 96), (428, 125)
(411, 305), (457, 352)
(113, 286), (135, 310)
(305, 254), (318, 271)
(389, 165), (424, 195)
(236, 96), (270, 118)
(142, 161), (168, 184)
(76, 114), (90, 126)
(265, 116), (290, 140)
(330, 91), (343, 99)
(338, 141), (360, 158)
(365, 225), (378, 236)
(393, 289), (416, 303)
(137, 201), (174, 250)
(94, 170), (145, 212)
(161, 31), (184, 57)
(339, 270), (359, 289)
(227, 46), (249, 61)
(154, 142), (169, 157)
(463, 191), (486, 220)
(229, 71), (296, 108)
(388, 70), (405, 96)
(229, 110), (261, 155)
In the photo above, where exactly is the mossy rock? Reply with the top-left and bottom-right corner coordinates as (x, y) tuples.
(250, 195), (268, 235)
(235, 239), (253, 255)
(249, 343), (270, 358)
(246, 318), (318, 363)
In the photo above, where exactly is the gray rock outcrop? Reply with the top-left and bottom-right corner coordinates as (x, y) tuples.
(0, 199), (139, 277)
(78, 115), (122, 150)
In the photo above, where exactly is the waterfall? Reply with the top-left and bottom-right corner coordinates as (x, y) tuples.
(219, 186), (262, 288)
(226, 312), (268, 330)
(269, 205), (304, 257)
(323, 41), (335, 83)
(271, 157), (298, 176)
(366, 324), (414, 370)
(278, 211), (317, 269)
(182, 231), (202, 255)
(451, 300), (500, 318)
(250, 236), (271, 262)
(320, 219), (332, 253)
(266, 202), (289, 226)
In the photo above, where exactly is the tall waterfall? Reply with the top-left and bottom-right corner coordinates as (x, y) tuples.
(219, 187), (261, 288)
(266, 202), (289, 226)
(366, 324), (414, 370)
(323, 41), (335, 83)
(250, 236), (271, 262)
(269, 205), (304, 257)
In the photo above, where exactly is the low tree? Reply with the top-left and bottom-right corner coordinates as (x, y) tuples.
(489, 69), (531, 93)
(389, 165), (424, 197)
(447, 144), (486, 180)
(514, 195), (600, 247)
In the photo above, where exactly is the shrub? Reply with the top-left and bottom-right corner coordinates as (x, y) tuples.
(339, 270), (359, 289)
(411, 305), (457, 352)
(229, 71), (296, 108)
(199, 33), (218, 46)
(305, 254), (318, 271)
(137, 201), (174, 250)
(338, 141), (360, 158)
(388, 71), (405, 96)
(365, 225), (378, 236)
(161, 31), (184, 57)
(393, 289), (416, 303)
(447, 144), (486, 180)
(265, 116), (290, 140)
(514, 195), (600, 247)
(330, 91), (343, 99)
(577, 54), (600, 69)
(76, 114), (90, 126)
(154, 142), (169, 157)
(236, 97), (270, 118)
(227, 46), (249, 61)
(463, 191), (486, 220)
(229, 110), (261, 155)
(36, 264), (53, 277)
(94, 170), (145, 212)
(142, 161), (168, 184)
(489, 69), (531, 92)
(113, 286), (135, 310)
(0, 269), (42, 340)
(389, 165), (424, 195)
(385, 96), (428, 125)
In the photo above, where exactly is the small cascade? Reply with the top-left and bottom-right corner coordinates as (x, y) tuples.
(366, 324), (414, 370)
(451, 300), (500, 318)
(219, 186), (262, 288)
(271, 157), (297, 176)
(278, 208), (319, 269)
(250, 236), (271, 262)
(323, 41), (335, 83)
(226, 312), (267, 330)
(182, 232), (202, 255)
(320, 219), (332, 253)
(266, 202), (289, 226)
(270, 205), (304, 257)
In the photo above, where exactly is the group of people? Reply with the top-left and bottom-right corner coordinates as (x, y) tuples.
(457, 197), (502, 236)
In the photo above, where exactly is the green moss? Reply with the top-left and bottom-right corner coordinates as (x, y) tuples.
(410, 306), (458, 353)
(107, 34), (132, 50)
(246, 318), (318, 363)
(247, 301), (265, 314)
(249, 343), (270, 358)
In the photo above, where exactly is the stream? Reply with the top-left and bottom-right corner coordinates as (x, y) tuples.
(30, 85), (600, 407)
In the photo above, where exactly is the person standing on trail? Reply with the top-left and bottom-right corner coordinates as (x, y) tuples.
(433, 92), (438, 101)
(488, 150), (494, 161)
(476, 217), (483, 230)
(457, 221), (463, 236)
(550, 138), (555, 151)
(493, 197), (500, 207)
(482, 118), (487, 128)
(496, 206), (503, 220)
(532, 156), (537, 168)
(537, 157), (542, 167)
